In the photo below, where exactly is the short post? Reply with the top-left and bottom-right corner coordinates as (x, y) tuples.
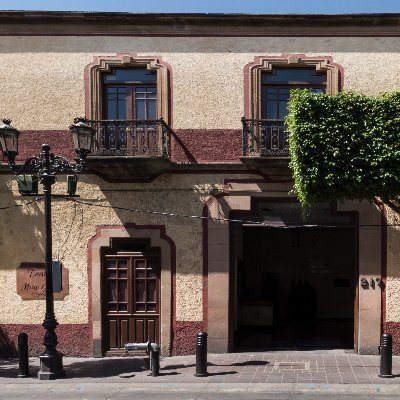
(195, 331), (208, 377)
(379, 333), (394, 378)
(18, 333), (30, 378)
(150, 344), (160, 377)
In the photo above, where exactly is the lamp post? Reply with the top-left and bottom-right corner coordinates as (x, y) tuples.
(0, 118), (94, 380)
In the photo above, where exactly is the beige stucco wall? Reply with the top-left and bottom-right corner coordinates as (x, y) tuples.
(385, 206), (400, 322)
(0, 37), (399, 130)
(0, 173), (228, 325)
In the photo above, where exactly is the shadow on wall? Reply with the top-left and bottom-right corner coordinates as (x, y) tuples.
(0, 324), (92, 358)
(0, 177), (45, 271)
(0, 327), (17, 357)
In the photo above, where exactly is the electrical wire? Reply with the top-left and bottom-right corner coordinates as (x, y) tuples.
(0, 196), (43, 209)
(66, 197), (400, 228)
(0, 194), (398, 228)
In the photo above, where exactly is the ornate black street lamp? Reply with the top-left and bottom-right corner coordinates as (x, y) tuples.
(0, 118), (94, 380)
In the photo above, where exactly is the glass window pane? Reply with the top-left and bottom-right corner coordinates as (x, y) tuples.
(136, 271), (145, 279)
(103, 68), (157, 83)
(279, 101), (289, 119)
(136, 280), (145, 302)
(262, 68), (326, 84)
(119, 303), (127, 312)
(107, 100), (117, 120)
(136, 260), (146, 269)
(108, 281), (117, 302)
(107, 260), (117, 269)
(118, 260), (127, 269)
(117, 100), (127, 120)
(148, 100), (156, 119)
(108, 303), (117, 312)
(147, 303), (156, 312)
(135, 99), (145, 119)
(147, 281), (156, 302)
(266, 101), (278, 119)
(136, 303), (145, 312)
(119, 270), (127, 278)
(279, 88), (290, 99)
(108, 270), (117, 278)
(118, 281), (127, 302)
(148, 271), (157, 279)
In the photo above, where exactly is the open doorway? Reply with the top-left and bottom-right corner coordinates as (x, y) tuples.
(232, 202), (357, 351)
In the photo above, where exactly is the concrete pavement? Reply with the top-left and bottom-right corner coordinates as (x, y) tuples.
(1, 350), (400, 399)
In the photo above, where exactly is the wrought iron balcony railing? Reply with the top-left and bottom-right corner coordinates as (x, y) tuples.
(242, 118), (289, 157)
(88, 119), (171, 157)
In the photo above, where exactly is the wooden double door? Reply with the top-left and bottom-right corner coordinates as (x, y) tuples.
(103, 251), (160, 352)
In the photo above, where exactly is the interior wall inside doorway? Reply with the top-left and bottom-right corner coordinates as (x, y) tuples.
(242, 227), (356, 321)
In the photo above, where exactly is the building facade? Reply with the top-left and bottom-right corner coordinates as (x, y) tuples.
(0, 12), (400, 357)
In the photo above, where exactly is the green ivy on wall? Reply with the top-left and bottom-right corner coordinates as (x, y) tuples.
(286, 90), (400, 205)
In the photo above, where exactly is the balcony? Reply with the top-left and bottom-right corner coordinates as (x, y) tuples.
(242, 118), (289, 158)
(89, 119), (171, 157)
(85, 119), (173, 180)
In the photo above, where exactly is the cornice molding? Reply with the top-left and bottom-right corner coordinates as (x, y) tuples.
(0, 12), (400, 36)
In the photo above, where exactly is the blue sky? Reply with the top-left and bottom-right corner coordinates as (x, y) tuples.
(0, 0), (399, 14)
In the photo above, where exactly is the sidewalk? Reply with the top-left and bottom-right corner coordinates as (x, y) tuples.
(1, 350), (400, 399)
(3, 349), (397, 384)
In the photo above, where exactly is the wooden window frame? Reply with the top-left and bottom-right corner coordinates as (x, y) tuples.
(86, 54), (169, 123)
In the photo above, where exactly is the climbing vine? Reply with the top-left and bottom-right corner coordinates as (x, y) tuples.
(286, 90), (400, 205)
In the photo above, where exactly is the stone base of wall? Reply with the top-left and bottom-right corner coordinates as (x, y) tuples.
(385, 322), (400, 355)
(173, 321), (203, 355)
(0, 324), (91, 357)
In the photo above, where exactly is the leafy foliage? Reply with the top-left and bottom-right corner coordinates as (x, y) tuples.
(286, 90), (400, 205)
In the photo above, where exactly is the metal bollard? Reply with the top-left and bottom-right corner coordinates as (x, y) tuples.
(195, 331), (208, 377)
(150, 344), (160, 377)
(17, 333), (30, 378)
(379, 333), (394, 378)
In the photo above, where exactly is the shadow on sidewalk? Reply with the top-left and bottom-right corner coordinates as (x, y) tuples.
(0, 359), (39, 378)
(65, 358), (148, 378)
(162, 360), (269, 371)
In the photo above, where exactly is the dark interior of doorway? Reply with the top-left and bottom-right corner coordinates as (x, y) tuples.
(235, 226), (356, 351)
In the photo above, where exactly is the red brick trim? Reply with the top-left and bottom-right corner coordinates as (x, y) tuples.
(16, 130), (75, 162)
(0, 324), (91, 357)
(173, 321), (203, 355)
(384, 322), (400, 355)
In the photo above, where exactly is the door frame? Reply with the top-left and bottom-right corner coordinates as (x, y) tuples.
(227, 197), (360, 353)
(88, 224), (175, 357)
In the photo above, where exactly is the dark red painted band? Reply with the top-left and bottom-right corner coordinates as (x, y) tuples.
(0, 324), (91, 357)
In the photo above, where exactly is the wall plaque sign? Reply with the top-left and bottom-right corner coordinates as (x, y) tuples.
(16, 263), (69, 300)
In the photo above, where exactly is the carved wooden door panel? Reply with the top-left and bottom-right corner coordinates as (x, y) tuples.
(104, 252), (160, 352)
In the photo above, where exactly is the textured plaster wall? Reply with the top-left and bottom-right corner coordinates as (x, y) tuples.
(0, 37), (399, 130)
(0, 173), (231, 325)
(385, 206), (400, 322)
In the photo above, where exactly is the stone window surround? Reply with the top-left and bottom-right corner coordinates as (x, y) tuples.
(88, 224), (175, 357)
(244, 54), (342, 120)
(84, 53), (170, 123)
